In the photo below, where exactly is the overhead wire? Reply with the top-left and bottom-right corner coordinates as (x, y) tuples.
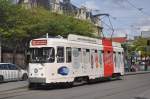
(108, 0), (150, 38)
(108, 14), (142, 38)
(108, 16), (115, 39)
(101, 14), (131, 38)
(99, 17), (115, 38)
(72, 0), (139, 38)
(102, 0), (150, 38)
(126, 0), (150, 17)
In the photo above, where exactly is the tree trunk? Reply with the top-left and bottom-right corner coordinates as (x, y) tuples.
(12, 42), (19, 64)
(12, 47), (17, 64)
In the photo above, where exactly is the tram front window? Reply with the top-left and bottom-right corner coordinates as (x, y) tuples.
(30, 47), (55, 63)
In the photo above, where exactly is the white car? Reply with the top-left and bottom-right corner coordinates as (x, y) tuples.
(0, 63), (28, 82)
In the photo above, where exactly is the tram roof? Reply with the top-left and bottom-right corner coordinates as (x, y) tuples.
(30, 34), (122, 48)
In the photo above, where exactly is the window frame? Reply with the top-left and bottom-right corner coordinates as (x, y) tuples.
(66, 47), (72, 63)
(57, 46), (65, 63)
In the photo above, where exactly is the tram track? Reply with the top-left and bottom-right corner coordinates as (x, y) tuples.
(0, 87), (29, 99)
(0, 85), (64, 99)
(0, 86), (27, 93)
(0, 79), (145, 99)
(0, 88), (27, 96)
(0, 73), (150, 99)
(0, 82), (149, 99)
(0, 88), (45, 99)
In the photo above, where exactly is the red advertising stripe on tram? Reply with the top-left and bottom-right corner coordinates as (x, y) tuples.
(102, 39), (114, 77)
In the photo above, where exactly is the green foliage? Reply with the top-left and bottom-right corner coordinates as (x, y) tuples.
(0, 0), (95, 52)
(132, 37), (150, 56)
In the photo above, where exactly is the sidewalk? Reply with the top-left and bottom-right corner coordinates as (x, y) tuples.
(0, 81), (28, 92)
(125, 71), (150, 75)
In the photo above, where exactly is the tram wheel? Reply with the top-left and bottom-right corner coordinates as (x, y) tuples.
(0, 76), (4, 82)
(28, 83), (37, 89)
(22, 74), (28, 81)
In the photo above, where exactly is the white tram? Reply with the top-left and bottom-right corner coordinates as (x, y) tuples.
(28, 34), (124, 87)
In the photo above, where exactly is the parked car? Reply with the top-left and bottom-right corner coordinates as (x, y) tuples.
(0, 63), (28, 82)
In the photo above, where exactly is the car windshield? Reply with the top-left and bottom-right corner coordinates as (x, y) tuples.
(29, 47), (55, 63)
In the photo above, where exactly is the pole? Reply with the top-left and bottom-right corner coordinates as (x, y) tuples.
(46, 33), (49, 39)
(0, 35), (1, 62)
(145, 46), (148, 71)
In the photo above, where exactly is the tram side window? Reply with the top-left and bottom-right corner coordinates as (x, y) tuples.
(86, 49), (90, 52)
(98, 50), (103, 65)
(86, 49), (90, 64)
(78, 48), (81, 52)
(57, 47), (64, 63)
(121, 52), (124, 64)
(95, 50), (97, 53)
(66, 47), (72, 63)
(48, 48), (55, 63)
(119, 52), (123, 65)
(116, 52), (121, 67)
(113, 51), (116, 65)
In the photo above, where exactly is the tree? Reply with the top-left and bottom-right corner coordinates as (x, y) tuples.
(0, 0), (95, 64)
(132, 37), (149, 57)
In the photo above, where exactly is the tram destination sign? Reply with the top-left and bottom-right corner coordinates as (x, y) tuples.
(32, 39), (47, 46)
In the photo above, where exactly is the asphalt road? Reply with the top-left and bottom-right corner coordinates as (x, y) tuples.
(0, 73), (150, 99)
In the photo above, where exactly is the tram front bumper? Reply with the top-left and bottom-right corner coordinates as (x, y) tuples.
(29, 77), (46, 83)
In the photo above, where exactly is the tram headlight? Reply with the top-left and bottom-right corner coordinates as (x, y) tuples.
(34, 68), (38, 73)
(41, 73), (44, 76)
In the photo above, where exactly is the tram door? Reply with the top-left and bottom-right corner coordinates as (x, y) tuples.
(72, 48), (82, 76)
(115, 52), (122, 73)
(113, 51), (117, 73)
(82, 49), (90, 75)
(98, 50), (104, 77)
(91, 50), (96, 68)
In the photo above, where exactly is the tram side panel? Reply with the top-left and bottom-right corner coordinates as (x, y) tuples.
(79, 45), (104, 80)
(89, 49), (102, 79)
(71, 47), (94, 79)
(82, 48), (92, 76)
(98, 49), (104, 78)
(28, 39), (124, 84)
(113, 47), (124, 76)
(102, 39), (114, 77)
(71, 45), (104, 80)
(50, 46), (75, 83)
(72, 47), (83, 77)
(45, 45), (74, 83)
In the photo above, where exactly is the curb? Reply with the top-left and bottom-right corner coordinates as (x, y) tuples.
(125, 71), (150, 75)
(0, 86), (27, 93)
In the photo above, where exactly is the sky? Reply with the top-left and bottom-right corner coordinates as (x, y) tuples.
(71, 0), (150, 38)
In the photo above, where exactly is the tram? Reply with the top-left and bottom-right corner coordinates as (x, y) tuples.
(28, 34), (124, 88)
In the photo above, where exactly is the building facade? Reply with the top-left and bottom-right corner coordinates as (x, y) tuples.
(16, 0), (103, 37)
